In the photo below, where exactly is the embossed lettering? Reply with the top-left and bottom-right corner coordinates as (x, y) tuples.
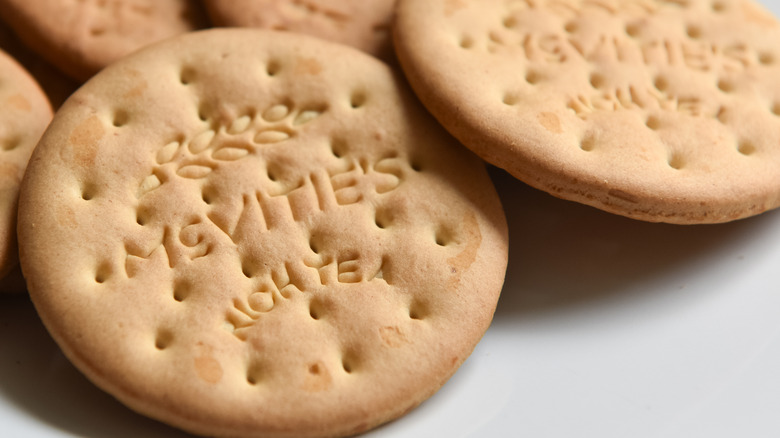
(226, 262), (311, 340)
(137, 100), (324, 199)
(128, 97), (416, 343)
(507, 0), (676, 17)
(568, 85), (715, 119)
(494, 0), (767, 75)
(329, 157), (403, 205)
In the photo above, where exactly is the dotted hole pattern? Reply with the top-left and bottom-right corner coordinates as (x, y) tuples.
(81, 58), (465, 389)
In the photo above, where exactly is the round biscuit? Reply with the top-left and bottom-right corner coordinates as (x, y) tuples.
(0, 47), (51, 285)
(204, 0), (396, 61)
(18, 29), (508, 437)
(0, 0), (209, 81)
(0, 22), (79, 109)
(394, 0), (780, 223)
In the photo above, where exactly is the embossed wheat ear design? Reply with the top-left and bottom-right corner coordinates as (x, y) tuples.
(137, 103), (322, 198)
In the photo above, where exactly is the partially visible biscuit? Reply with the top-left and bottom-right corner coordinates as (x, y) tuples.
(0, 0), (209, 81)
(394, 0), (780, 224)
(0, 22), (79, 108)
(204, 0), (396, 61)
(0, 48), (51, 285)
(18, 29), (508, 437)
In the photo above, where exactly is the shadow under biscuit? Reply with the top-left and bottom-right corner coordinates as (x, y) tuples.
(490, 166), (780, 320)
(0, 295), (194, 438)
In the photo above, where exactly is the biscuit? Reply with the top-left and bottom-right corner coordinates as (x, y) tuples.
(0, 0), (209, 81)
(18, 29), (508, 437)
(394, 0), (780, 223)
(0, 22), (79, 108)
(204, 0), (396, 61)
(0, 48), (51, 285)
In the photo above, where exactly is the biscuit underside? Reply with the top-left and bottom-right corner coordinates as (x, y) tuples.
(394, 0), (780, 224)
(18, 29), (508, 437)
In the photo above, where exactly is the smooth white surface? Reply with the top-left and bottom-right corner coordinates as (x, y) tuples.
(4, 2), (780, 436)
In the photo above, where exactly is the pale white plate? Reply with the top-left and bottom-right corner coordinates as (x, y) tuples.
(4, 3), (780, 435)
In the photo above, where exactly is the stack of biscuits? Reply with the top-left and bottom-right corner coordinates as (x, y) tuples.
(1, 1), (779, 436)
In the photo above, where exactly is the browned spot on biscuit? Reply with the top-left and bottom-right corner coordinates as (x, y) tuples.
(123, 78), (148, 99)
(56, 204), (77, 229)
(295, 57), (323, 75)
(130, 3), (153, 16)
(194, 355), (223, 384)
(447, 210), (481, 284)
(537, 112), (563, 134)
(444, 0), (467, 16)
(6, 94), (31, 112)
(379, 325), (408, 348)
(0, 161), (19, 180)
(303, 361), (332, 392)
(68, 115), (105, 166)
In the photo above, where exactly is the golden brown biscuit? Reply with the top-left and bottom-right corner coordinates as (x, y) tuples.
(394, 0), (780, 223)
(18, 29), (508, 437)
(0, 0), (209, 81)
(0, 48), (51, 285)
(205, 0), (396, 61)
(0, 22), (79, 108)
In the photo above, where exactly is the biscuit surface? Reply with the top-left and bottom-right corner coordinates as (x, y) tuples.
(0, 0), (209, 81)
(394, 0), (780, 223)
(18, 29), (508, 437)
(204, 0), (396, 60)
(0, 48), (51, 284)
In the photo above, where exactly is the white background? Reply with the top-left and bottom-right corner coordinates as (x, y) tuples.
(3, 2), (780, 436)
